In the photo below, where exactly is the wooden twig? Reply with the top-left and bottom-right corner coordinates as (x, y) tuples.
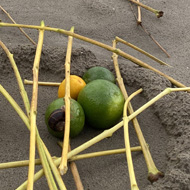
(0, 5), (36, 45)
(27, 21), (45, 190)
(59, 26), (74, 175)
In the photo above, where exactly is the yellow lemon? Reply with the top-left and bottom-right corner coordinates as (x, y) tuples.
(58, 75), (86, 100)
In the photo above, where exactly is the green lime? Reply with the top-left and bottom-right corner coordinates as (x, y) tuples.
(82, 66), (116, 84)
(45, 98), (85, 138)
(77, 79), (124, 129)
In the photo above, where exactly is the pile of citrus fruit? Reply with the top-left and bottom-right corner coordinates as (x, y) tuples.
(45, 66), (124, 138)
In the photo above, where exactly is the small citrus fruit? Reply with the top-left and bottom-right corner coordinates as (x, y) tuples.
(82, 66), (116, 84)
(77, 79), (124, 129)
(58, 75), (86, 100)
(45, 98), (85, 138)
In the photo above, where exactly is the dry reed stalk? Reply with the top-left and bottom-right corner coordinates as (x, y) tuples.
(0, 5), (36, 45)
(59, 26), (74, 175)
(123, 89), (143, 190)
(27, 20), (45, 190)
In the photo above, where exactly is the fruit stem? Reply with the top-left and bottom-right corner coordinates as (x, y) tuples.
(115, 37), (170, 66)
(0, 22), (186, 88)
(0, 5), (36, 45)
(123, 89), (142, 190)
(11, 86), (190, 188)
(24, 79), (60, 86)
(27, 20), (45, 190)
(59, 26), (74, 175)
(128, 0), (164, 18)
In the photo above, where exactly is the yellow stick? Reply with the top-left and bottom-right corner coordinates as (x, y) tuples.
(27, 21), (45, 190)
(24, 79), (60, 86)
(0, 22), (185, 87)
(123, 89), (142, 190)
(59, 26), (74, 175)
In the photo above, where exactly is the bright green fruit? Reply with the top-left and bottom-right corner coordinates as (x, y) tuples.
(82, 66), (116, 84)
(45, 98), (85, 138)
(77, 79), (124, 129)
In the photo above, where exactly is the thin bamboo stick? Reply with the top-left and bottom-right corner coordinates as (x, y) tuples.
(0, 22), (184, 87)
(123, 89), (142, 190)
(27, 20), (45, 190)
(24, 79), (60, 86)
(59, 26), (74, 175)
(0, 5), (36, 45)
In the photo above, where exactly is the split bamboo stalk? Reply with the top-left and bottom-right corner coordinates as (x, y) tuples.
(27, 20), (45, 190)
(123, 89), (143, 190)
(10, 86), (190, 189)
(0, 5), (36, 45)
(59, 26), (74, 175)
(0, 22), (184, 87)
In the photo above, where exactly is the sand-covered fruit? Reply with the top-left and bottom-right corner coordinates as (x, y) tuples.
(45, 98), (85, 138)
(77, 79), (124, 129)
(58, 75), (86, 100)
(82, 66), (116, 84)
